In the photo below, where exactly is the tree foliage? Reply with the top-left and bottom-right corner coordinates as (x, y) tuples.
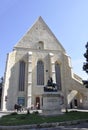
(83, 42), (88, 74)
(0, 77), (3, 96)
(83, 42), (88, 87)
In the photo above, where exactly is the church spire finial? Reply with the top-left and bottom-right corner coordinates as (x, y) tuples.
(38, 16), (43, 20)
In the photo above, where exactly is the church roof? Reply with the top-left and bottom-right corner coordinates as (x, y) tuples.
(14, 16), (66, 53)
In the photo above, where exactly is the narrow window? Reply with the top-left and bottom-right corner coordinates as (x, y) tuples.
(38, 41), (44, 49)
(37, 60), (44, 85)
(19, 61), (25, 91)
(55, 62), (61, 90)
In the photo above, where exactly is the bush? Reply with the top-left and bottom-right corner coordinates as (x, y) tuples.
(10, 112), (18, 115)
(33, 111), (39, 115)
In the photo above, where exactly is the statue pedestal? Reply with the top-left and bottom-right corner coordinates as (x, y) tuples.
(42, 93), (63, 115)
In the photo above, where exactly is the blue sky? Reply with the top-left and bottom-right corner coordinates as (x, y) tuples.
(0, 0), (88, 79)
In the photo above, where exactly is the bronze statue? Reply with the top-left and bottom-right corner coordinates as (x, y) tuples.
(44, 77), (57, 92)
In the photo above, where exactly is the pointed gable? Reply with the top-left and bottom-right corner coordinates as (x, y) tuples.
(14, 16), (66, 53)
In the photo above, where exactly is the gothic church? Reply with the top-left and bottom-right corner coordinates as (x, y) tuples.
(2, 17), (88, 111)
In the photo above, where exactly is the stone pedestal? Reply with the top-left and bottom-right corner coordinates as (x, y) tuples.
(42, 93), (63, 115)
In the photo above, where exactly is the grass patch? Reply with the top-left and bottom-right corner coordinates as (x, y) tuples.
(0, 111), (88, 126)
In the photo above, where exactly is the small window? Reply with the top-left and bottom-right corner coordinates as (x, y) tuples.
(18, 97), (25, 106)
(38, 41), (44, 49)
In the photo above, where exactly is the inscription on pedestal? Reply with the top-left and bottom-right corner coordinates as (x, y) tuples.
(48, 98), (57, 102)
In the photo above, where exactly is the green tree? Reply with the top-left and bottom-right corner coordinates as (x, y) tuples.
(0, 77), (3, 108)
(83, 42), (88, 87)
(83, 42), (88, 73)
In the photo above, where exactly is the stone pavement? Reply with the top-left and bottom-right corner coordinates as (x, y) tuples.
(0, 119), (88, 130)
(37, 122), (88, 130)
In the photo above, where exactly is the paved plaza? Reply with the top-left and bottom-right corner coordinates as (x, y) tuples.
(30, 123), (88, 130)
(1, 123), (88, 130)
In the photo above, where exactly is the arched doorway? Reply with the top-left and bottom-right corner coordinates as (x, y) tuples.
(70, 98), (78, 109)
(74, 99), (78, 108)
(68, 90), (83, 109)
(36, 97), (40, 109)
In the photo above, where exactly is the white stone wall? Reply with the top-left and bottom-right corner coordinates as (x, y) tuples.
(2, 47), (85, 110)
(2, 51), (17, 110)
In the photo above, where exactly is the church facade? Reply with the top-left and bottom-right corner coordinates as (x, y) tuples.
(1, 17), (88, 111)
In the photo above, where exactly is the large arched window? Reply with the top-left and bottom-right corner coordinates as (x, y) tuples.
(55, 62), (61, 90)
(19, 61), (25, 91)
(37, 60), (44, 85)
